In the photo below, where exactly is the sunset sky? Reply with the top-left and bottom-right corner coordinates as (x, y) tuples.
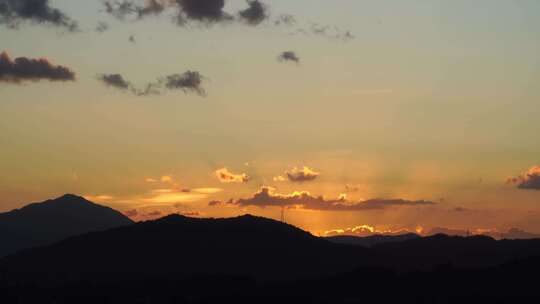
(1, 0), (540, 236)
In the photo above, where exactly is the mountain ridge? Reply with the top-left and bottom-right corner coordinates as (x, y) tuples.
(0, 194), (133, 257)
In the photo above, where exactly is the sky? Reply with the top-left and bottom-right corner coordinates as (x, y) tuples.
(1, 0), (540, 237)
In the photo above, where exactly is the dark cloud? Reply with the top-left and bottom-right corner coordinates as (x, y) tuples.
(96, 21), (110, 33)
(129, 35), (136, 43)
(507, 166), (540, 190)
(209, 186), (436, 212)
(238, 0), (268, 26)
(285, 166), (319, 182)
(0, 51), (76, 83)
(0, 0), (77, 30)
(103, 0), (271, 26)
(278, 51), (300, 64)
(176, 0), (230, 23)
(98, 71), (206, 97)
(159, 71), (206, 96)
(98, 73), (132, 90)
(103, 0), (139, 20)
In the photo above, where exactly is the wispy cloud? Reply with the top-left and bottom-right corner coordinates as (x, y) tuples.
(97, 71), (207, 97)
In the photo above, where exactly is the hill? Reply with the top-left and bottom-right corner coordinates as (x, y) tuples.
(0, 194), (133, 256)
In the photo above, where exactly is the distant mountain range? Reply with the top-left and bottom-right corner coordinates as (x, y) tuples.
(325, 233), (421, 247)
(0, 194), (133, 257)
(2, 195), (540, 302)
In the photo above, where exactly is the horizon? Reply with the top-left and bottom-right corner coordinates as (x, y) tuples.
(2, 0), (540, 239)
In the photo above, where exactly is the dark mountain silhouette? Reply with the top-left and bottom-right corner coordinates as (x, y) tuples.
(0, 214), (373, 282)
(2, 211), (540, 302)
(0, 194), (133, 257)
(325, 233), (420, 247)
(371, 233), (540, 270)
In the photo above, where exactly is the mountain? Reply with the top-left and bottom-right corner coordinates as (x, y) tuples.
(0, 214), (373, 282)
(325, 233), (420, 247)
(3, 214), (540, 302)
(372, 233), (540, 270)
(0, 194), (133, 257)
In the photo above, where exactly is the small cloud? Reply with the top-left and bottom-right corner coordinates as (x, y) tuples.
(145, 178), (157, 183)
(285, 166), (319, 182)
(238, 0), (268, 26)
(96, 21), (109, 33)
(214, 168), (251, 184)
(310, 23), (354, 41)
(129, 35), (136, 43)
(176, 0), (232, 24)
(97, 70), (206, 97)
(278, 51), (300, 64)
(98, 73), (132, 90)
(274, 14), (295, 26)
(0, 51), (76, 83)
(159, 71), (207, 96)
(507, 166), (540, 190)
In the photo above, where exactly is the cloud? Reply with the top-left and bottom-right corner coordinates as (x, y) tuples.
(507, 166), (540, 190)
(323, 224), (417, 238)
(96, 21), (110, 33)
(0, 51), (76, 83)
(97, 71), (206, 97)
(209, 186), (436, 211)
(0, 0), (77, 30)
(103, 0), (139, 20)
(278, 51), (300, 64)
(214, 168), (250, 183)
(159, 71), (206, 96)
(98, 73), (132, 90)
(285, 166), (319, 182)
(104, 0), (232, 25)
(309, 23), (354, 41)
(137, 0), (167, 17)
(238, 0), (268, 26)
(175, 0), (231, 23)
(273, 175), (286, 182)
(274, 14), (295, 26)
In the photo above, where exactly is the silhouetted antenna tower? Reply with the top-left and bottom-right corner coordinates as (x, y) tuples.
(280, 206), (285, 222)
